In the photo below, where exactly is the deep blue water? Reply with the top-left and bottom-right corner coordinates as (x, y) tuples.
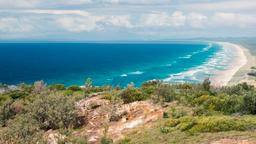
(0, 42), (223, 87)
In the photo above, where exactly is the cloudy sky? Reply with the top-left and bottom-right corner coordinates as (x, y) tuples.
(0, 0), (255, 41)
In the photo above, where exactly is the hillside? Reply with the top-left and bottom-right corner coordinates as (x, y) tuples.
(1, 79), (256, 144)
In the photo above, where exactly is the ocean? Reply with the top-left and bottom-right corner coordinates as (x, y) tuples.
(0, 42), (230, 87)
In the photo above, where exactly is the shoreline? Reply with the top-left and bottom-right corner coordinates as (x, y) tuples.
(210, 42), (248, 87)
(228, 43), (256, 87)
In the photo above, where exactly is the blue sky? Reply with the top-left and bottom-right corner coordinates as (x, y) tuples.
(0, 0), (255, 41)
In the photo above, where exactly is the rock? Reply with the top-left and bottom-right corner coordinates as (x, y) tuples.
(74, 94), (164, 144)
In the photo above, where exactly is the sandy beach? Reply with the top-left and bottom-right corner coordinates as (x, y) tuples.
(209, 41), (256, 87)
(210, 42), (249, 87)
(228, 43), (256, 87)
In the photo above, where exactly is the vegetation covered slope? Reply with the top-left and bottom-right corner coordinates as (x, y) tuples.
(0, 78), (256, 144)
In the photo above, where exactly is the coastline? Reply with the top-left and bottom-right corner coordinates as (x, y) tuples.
(210, 42), (248, 87)
(228, 43), (256, 87)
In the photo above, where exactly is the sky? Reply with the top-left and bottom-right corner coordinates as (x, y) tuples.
(0, 0), (256, 41)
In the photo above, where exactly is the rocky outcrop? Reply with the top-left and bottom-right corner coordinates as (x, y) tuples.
(74, 94), (164, 144)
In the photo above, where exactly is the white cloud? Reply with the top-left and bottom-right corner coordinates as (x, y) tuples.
(56, 16), (104, 32)
(57, 0), (92, 5)
(0, 17), (33, 33)
(26, 9), (91, 16)
(211, 12), (256, 28)
(182, 0), (256, 12)
(101, 0), (172, 4)
(140, 11), (186, 27)
(0, 0), (40, 8)
(44, 10), (134, 32)
(106, 15), (133, 28)
(187, 13), (207, 28)
(171, 11), (186, 27)
(141, 12), (169, 27)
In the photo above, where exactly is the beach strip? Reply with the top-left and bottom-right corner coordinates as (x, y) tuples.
(210, 42), (248, 87)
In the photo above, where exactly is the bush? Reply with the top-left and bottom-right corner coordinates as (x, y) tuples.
(141, 80), (160, 96)
(192, 95), (218, 111)
(215, 94), (244, 114)
(0, 114), (43, 144)
(243, 91), (256, 114)
(67, 85), (82, 91)
(202, 78), (211, 92)
(102, 90), (121, 103)
(164, 119), (178, 127)
(0, 94), (11, 105)
(29, 94), (85, 130)
(0, 100), (15, 126)
(171, 108), (188, 119)
(101, 137), (113, 144)
(7, 90), (28, 99)
(48, 84), (65, 91)
(164, 115), (256, 133)
(192, 94), (244, 115)
(163, 112), (169, 118)
(153, 84), (176, 103)
(176, 116), (196, 131)
(120, 87), (145, 104)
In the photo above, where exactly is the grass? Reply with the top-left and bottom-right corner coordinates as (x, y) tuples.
(117, 117), (256, 144)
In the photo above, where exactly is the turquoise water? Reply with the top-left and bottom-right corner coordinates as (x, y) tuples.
(0, 42), (225, 87)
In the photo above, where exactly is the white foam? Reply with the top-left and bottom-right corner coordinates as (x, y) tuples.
(120, 74), (128, 77)
(164, 42), (230, 84)
(129, 71), (144, 75)
(180, 54), (192, 59)
(179, 43), (213, 60)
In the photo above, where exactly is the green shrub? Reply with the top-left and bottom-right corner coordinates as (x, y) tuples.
(243, 91), (256, 114)
(192, 94), (244, 115)
(202, 78), (211, 91)
(141, 80), (160, 96)
(171, 108), (188, 119)
(48, 84), (65, 90)
(102, 90), (121, 103)
(0, 94), (11, 105)
(120, 86), (145, 104)
(215, 94), (244, 114)
(192, 95), (218, 111)
(164, 115), (256, 133)
(7, 90), (29, 99)
(67, 85), (82, 91)
(0, 114), (43, 144)
(101, 137), (113, 144)
(153, 84), (176, 103)
(29, 94), (85, 130)
(163, 112), (169, 118)
(188, 116), (256, 133)
(176, 116), (196, 131)
(64, 90), (74, 96)
(164, 119), (178, 127)
(69, 136), (87, 144)
(193, 106), (214, 116)
(160, 126), (175, 134)
(0, 100), (15, 126)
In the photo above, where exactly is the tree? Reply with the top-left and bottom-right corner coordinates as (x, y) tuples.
(120, 84), (144, 104)
(85, 78), (93, 89)
(243, 91), (256, 114)
(29, 94), (85, 130)
(202, 78), (211, 92)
